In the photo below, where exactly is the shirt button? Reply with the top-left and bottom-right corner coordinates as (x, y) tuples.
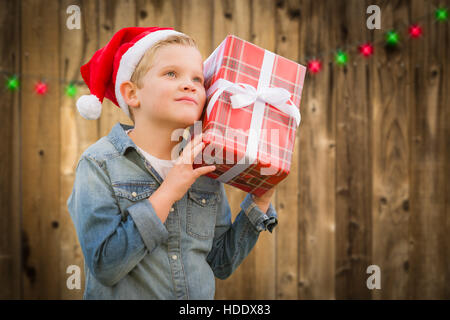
(170, 207), (174, 212)
(172, 255), (177, 260)
(201, 199), (206, 204)
(131, 192), (137, 197)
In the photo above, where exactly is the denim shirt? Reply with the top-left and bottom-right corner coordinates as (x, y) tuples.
(66, 122), (278, 300)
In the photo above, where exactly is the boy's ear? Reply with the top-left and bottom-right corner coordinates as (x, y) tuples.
(120, 81), (140, 108)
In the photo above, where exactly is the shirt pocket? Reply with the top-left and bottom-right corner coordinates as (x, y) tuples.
(186, 188), (219, 240)
(112, 181), (157, 219)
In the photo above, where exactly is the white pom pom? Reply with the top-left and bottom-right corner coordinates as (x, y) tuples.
(76, 95), (102, 120)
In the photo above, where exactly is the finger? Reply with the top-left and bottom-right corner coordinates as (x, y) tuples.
(176, 135), (203, 165)
(178, 140), (204, 165)
(193, 165), (216, 178)
(190, 141), (205, 164)
(188, 133), (203, 148)
(183, 134), (203, 157)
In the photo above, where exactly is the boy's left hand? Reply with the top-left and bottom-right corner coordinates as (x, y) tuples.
(251, 187), (276, 214)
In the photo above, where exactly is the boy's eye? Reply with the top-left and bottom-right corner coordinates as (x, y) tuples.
(194, 77), (203, 83)
(166, 71), (176, 77)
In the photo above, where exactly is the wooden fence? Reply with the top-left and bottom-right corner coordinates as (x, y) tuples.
(0, 0), (449, 299)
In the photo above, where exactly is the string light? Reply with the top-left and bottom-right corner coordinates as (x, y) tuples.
(65, 83), (77, 97)
(0, 7), (445, 85)
(408, 24), (423, 38)
(307, 60), (322, 73)
(385, 30), (400, 46)
(359, 43), (374, 57)
(6, 75), (19, 91)
(335, 50), (348, 66)
(435, 7), (448, 22)
(34, 81), (48, 95)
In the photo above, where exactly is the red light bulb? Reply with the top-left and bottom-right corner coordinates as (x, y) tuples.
(408, 24), (422, 38)
(34, 81), (48, 95)
(307, 60), (322, 73)
(359, 43), (374, 57)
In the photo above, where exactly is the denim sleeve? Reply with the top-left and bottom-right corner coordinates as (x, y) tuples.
(206, 184), (278, 280)
(66, 156), (168, 287)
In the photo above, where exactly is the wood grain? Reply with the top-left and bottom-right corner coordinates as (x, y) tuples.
(408, 0), (450, 299)
(370, 0), (410, 300)
(0, 0), (21, 299)
(298, 0), (336, 299)
(59, 0), (100, 300)
(334, 0), (372, 299)
(5, 0), (449, 299)
(250, 0), (277, 300)
(21, 0), (61, 299)
(274, 0), (301, 300)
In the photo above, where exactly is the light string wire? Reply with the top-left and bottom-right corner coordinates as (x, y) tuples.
(0, 3), (447, 94)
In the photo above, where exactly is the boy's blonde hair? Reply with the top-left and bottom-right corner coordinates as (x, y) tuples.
(128, 34), (199, 123)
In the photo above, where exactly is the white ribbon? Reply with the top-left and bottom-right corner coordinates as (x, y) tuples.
(206, 80), (301, 127)
(204, 50), (301, 183)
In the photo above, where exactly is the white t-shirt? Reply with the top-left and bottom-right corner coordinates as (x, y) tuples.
(126, 129), (175, 180)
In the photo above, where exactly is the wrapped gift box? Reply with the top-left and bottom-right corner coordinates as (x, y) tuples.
(193, 35), (306, 196)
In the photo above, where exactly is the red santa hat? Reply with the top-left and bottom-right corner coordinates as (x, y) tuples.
(76, 27), (186, 120)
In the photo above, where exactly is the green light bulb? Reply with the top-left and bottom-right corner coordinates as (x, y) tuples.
(65, 83), (77, 97)
(435, 8), (448, 22)
(6, 75), (19, 91)
(385, 30), (400, 46)
(335, 50), (348, 66)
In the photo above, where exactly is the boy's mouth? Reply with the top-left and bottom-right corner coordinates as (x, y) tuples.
(175, 96), (197, 105)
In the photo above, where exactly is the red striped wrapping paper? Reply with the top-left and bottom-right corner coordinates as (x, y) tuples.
(193, 35), (306, 196)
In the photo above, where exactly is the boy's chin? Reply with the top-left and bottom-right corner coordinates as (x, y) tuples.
(172, 112), (202, 128)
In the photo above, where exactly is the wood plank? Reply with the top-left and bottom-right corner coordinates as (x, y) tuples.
(212, 0), (252, 46)
(297, 0), (336, 299)
(136, 0), (181, 29)
(334, 0), (372, 299)
(444, 0), (450, 299)
(408, 0), (450, 299)
(180, 0), (213, 59)
(442, 0), (450, 300)
(249, 0), (277, 300)
(21, 0), (61, 299)
(60, 0), (100, 299)
(211, 0), (253, 300)
(98, 0), (136, 136)
(274, 0), (301, 300)
(370, 0), (411, 300)
(0, 0), (21, 299)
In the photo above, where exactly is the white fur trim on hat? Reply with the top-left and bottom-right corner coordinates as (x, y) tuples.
(114, 29), (185, 118)
(76, 94), (102, 120)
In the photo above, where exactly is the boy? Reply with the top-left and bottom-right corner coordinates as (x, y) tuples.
(67, 27), (277, 300)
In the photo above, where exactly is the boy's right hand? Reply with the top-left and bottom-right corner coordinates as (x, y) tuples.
(148, 134), (216, 223)
(162, 134), (216, 202)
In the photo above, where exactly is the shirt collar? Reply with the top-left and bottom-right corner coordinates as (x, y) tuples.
(107, 122), (137, 156)
(107, 121), (192, 159)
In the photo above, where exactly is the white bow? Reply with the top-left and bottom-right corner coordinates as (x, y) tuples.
(206, 79), (301, 127)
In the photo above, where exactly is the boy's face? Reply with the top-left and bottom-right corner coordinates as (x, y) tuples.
(135, 44), (206, 129)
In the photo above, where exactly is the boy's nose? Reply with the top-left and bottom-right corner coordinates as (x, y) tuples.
(180, 80), (196, 91)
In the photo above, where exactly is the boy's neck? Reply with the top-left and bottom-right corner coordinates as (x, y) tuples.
(128, 119), (183, 161)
